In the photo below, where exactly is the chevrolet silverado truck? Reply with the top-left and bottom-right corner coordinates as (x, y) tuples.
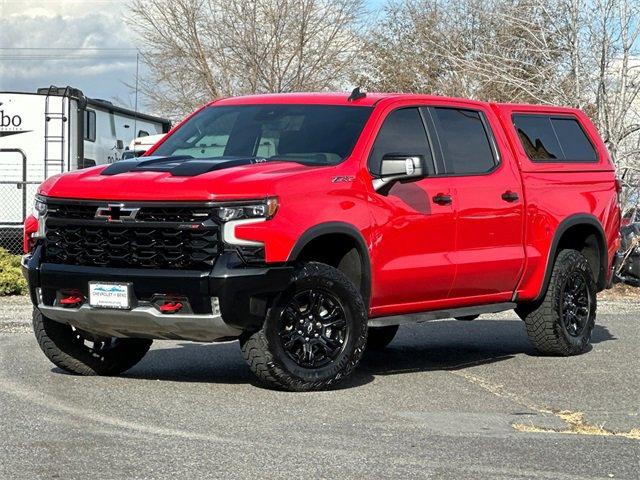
(22, 91), (621, 391)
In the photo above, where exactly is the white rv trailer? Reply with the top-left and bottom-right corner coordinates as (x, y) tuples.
(0, 86), (170, 252)
(123, 132), (167, 159)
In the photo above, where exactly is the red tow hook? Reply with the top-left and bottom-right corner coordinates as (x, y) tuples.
(159, 301), (183, 314)
(59, 295), (83, 307)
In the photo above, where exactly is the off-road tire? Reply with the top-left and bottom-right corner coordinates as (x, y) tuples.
(366, 325), (399, 350)
(33, 308), (152, 375)
(518, 249), (597, 356)
(240, 262), (368, 391)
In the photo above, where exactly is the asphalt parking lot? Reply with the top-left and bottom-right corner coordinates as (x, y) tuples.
(1, 295), (638, 479)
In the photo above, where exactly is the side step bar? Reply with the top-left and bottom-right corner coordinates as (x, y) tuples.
(368, 302), (517, 327)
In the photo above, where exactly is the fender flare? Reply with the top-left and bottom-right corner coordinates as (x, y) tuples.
(288, 222), (372, 306)
(535, 213), (607, 301)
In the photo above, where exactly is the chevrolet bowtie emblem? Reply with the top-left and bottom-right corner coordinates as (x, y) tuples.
(95, 204), (140, 222)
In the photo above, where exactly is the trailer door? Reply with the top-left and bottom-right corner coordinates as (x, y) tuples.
(0, 149), (28, 226)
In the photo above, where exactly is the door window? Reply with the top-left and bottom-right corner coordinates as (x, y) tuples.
(368, 107), (434, 176)
(429, 107), (496, 174)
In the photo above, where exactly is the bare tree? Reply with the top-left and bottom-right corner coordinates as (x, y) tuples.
(587, 0), (640, 168)
(129, 0), (367, 119)
(352, 1), (453, 94)
(356, 0), (564, 100)
(555, 0), (640, 204)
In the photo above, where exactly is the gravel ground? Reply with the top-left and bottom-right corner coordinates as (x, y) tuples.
(1, 294), (638, 479)
(0, 295), (33, 333)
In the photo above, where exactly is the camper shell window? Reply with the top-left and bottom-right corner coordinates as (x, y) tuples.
(512, 114), (597, 162)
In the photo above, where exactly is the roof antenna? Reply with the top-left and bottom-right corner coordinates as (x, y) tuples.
(348, 87), (366, 102)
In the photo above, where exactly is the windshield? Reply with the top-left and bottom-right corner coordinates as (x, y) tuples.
(153, 104), (373, 166)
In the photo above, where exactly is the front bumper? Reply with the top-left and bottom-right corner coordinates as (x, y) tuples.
(23, 247), (293, 342)
(37, 302), (241, 342)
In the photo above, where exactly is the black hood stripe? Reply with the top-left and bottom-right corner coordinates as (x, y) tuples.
(100, 156), (302, 177)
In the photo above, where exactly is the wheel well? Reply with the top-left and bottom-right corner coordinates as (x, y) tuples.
(295, 233), (370, 305)
(556, 223), (606, 290)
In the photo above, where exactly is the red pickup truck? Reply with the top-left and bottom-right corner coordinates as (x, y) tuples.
(23, 91), (620, 391)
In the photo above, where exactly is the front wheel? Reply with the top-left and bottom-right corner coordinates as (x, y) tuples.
(33, 308), (152, 375)
(240, 262), (368, 391)
(518, 249), (596, 356)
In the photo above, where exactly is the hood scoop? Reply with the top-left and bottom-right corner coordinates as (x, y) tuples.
(101, 156), (267, 177)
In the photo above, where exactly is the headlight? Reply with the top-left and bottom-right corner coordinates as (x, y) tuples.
(34, 196), (47, 218)
(218, 198), (278, 251)
(32, 195), (47, 240)
(215, 198), (278, 222)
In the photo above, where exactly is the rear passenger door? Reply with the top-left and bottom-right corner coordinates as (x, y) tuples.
(424, 106), (525, 299)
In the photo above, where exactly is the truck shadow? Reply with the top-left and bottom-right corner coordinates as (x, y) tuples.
(121, 340), (255, 385)
(346, 319), (616, 387)
(111, 318), (615, 389)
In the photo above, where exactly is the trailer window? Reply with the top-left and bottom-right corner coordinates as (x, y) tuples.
(513, 114), (597, 162)
(84, 110), (96, 142)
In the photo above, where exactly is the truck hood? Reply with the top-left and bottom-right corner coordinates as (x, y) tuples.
(39, 157), (328, 201)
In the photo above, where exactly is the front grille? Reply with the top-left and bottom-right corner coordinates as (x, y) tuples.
(43, 201), (220, 269)
(47, 204), (98, 220)
(136, 207), (214, 223)
(47, 203), (215, 224)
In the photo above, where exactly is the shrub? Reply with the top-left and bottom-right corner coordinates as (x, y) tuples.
(0, 248), (27, 295)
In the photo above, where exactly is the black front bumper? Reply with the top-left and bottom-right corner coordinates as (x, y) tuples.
(24, 246), (294, 335)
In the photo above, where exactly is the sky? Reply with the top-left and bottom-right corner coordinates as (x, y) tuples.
(0, 0), (386, 116)
(1, 0), (161, 113)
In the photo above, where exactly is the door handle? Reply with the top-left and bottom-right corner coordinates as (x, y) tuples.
(501, 190), (519, 202)
(432, 193), (452, 206)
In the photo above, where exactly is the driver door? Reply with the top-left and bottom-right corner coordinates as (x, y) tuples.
(368, 107), (457, 314)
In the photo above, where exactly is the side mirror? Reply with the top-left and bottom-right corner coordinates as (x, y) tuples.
(115, 139), (124, 150)
(373, 154), (425, 191)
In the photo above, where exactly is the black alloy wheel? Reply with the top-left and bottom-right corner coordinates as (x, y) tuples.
(278, 289), (349, 368)
(560, 270), (592, 337)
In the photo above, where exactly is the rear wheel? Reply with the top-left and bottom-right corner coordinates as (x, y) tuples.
(240, 262), (368, 391)
(366, 325), (399, 350)
(518, 249), (596, 356)
(33, 308), (152, 375)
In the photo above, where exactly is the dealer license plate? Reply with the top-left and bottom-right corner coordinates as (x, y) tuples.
(89, 282), (132, 309)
